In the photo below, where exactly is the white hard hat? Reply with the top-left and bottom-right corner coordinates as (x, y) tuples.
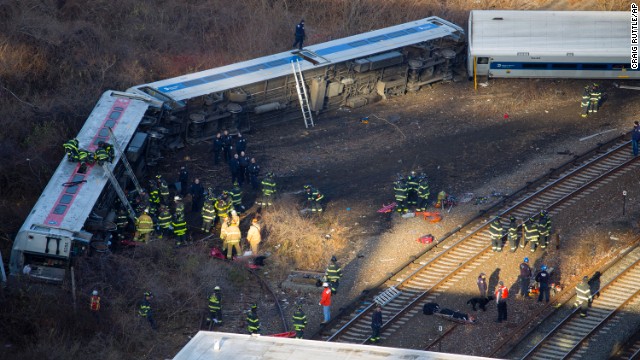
(231, 210), (237, 216)
(92, 290), (98, 295)
(174, 196), (181, 201)
(322, 282), (329, 287)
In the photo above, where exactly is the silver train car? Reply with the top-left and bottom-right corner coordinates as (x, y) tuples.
(467, 10), (639, 80)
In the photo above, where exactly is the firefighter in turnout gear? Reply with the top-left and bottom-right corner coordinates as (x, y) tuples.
(229, 182), (243, 213)
(207, 286), (222, 325)
(574, 276), (592, 317)
(304, 185), (324, 213)
(134, 209), (154, 242)
(489, 218), (503, 252)
(63, 138), (80, 161)
(393, 178), (408, 213)
(246, 304), (260, 334)
(157, 175), (170, 205)
(90, 290), (101, 323)
(508, 216), (519, 252)
(580, 84), (591, 118)
(221, 212), (242, 259)
(259, 172), (276, 207)
(215, 197), (231, 227)
(524, 219), (539, 252)
(325, 256), (343, 295)
(538, 210), (552, 249)
(148, 181), (161, 217)
(156, 205), (172, 239)
(406, 171), (419, 208)
(416, 174), (430, 212)
(115, 208), (129, 241)
(172, 212), (187, 247)
(292, 305), (307, 339)
(201, 199), (216, 233)
(588, 83), (602, 114)
(94, 141), (113, 165)
(139, 292), (157, 330)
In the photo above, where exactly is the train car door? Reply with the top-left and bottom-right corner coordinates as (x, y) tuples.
(475, 57), (490, 77)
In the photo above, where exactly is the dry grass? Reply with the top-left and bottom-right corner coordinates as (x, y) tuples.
(261, 194), (348, 273)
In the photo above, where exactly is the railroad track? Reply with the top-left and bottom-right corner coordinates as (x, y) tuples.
(316, 135), (640, 345)
(521, 252), (640, 360)
(612, 331), (640, 360)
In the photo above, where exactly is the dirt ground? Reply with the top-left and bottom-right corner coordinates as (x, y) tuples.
(159, 77), (640, 355)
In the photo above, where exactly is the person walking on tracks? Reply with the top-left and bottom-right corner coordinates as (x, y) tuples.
(370, 305), (383, 343)
(495, 281), (509, 323)
(292, 20), (306, 50)
(292, 305), (307, 339)
(319, 282), (332, 324)
(489, 218), (503, 252)
(574, 276), (592, 317)
(535, 265), (551, 303)
(325, 256), (343, 295)
(519, 257), (532, 298)
(246, 303), (260, 334)
(477, 273), (488, 298)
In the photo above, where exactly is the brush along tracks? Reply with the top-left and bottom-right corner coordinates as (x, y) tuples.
(520, 249), (640, 360)
(317, 136), (640, 345)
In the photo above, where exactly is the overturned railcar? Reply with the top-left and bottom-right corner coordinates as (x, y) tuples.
(128, 16), (465, 140)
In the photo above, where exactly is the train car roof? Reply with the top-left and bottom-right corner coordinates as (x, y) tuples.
(134, 16), (464, 101)
(469, 10), (630, 57)
(172, 331), (496, 360)
(18, 91), (153, 235)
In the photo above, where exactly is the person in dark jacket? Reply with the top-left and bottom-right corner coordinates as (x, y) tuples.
(221, 130), (233, 162)
(477, 273), (487, 298)
(190, 178), (205, 213)
(179, 166), (189, 196)
(632, 121), (640, 157)
(235, 132), (247, 154)
(292, 20), (305, 50)
(535, 265), (551, 303)
(212, 132), (223, 165)
(229, 154), (241, 185)
(370, 305), (383, 343)
(247, 157), (261, 190)
(238, 151), (250, 186)
(519, 257), (532, 298)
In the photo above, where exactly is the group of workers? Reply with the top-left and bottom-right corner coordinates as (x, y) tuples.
(580, 83), (604, 118)
(63, 138), (115, 171)
(393, 171), (431, 214)
(488, 210), (552, 253)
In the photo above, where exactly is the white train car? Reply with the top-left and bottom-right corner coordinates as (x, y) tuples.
(467, 10), (639, 80)
(9, 91), (160, 282)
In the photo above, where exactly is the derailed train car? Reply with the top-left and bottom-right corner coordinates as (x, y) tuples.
(9, 17), (466, 282)
(128, 16), (466, 140)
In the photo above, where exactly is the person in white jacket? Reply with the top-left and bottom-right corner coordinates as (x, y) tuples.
(247, 216), (262, 255)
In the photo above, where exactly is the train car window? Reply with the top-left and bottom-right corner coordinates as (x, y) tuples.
(53, 205), (67, 215)
(65, 185), (79, 194)
(477, 57), (489, 64)
(522, 63), (548, 69)
(109, 111), (121, 120)
(582, 64), (608, 70)
(551, 63), (578, 69)
(59, 195), (73, 205)
(98, 128), (109, 137)
(105, 120), (116, 128)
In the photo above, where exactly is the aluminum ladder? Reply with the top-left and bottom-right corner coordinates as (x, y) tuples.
(101, 163), (137, 222)
(107, 127), (143, 194)
(373, 286), (402, 306)
(291, 59), (314, 128)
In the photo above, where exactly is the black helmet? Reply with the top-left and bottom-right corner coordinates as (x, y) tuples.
(509, 216), (516, 222)
(331, 255), (337, 262)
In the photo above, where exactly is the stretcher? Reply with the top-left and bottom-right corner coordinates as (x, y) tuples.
(268, 331), (296, 338)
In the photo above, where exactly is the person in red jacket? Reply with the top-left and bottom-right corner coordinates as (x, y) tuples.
(319, 282), (332, 324)
(495, 281), (509, 323)
(90, 290), (101, 323)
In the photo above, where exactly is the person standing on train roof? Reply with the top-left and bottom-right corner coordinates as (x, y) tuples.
(292, 20), (306, 50)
